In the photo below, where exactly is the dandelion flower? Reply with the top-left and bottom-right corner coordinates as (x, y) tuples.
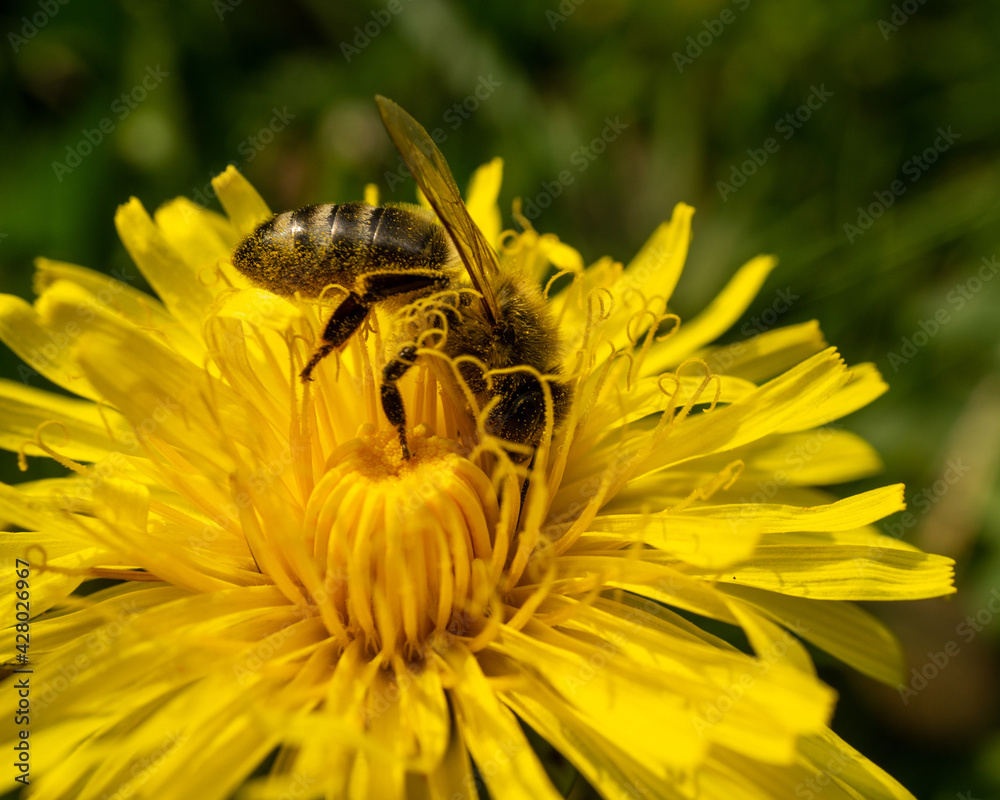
(0, 159), (953, 800)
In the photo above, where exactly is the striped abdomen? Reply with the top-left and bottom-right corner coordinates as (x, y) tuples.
(231, 202), (454, 298)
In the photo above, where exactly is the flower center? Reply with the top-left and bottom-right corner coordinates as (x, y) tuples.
(303, 426), (502, 660)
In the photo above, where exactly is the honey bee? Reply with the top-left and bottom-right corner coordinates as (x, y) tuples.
(232, 96), (569, 461)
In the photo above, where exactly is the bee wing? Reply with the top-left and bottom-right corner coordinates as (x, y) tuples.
(376, 95), (500, 326)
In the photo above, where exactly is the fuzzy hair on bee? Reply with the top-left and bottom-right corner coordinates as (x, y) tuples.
(231, 97), (570, 462)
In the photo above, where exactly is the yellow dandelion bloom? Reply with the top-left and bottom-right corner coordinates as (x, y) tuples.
(0, 157), (953, 800)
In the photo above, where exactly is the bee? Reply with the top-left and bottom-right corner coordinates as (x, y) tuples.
(231, 96), (569, 461)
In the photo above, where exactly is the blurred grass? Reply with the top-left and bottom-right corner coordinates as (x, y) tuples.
(1, 0), (999, 797)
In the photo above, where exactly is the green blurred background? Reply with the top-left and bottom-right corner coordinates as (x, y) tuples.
(1, 0), (999, 797)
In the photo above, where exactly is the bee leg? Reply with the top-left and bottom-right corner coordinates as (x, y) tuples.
(301, 292), (370, 381)
(302, 272), (447, 382)
(381, 344), (419, 459)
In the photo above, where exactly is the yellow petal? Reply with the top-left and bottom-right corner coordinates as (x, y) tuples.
(776, 362), (887, 432)
(0, 294), (100, 399)
(683, 545), (955, 600)
(622, 202), (694, 307)
(441, 643), (564, 800)
(71, 315), (250, 476)
(645, 254), (778, 374)
(567, 203), (695, 355)
(696, 320), (828, 384)
(680, 486), (905, 533)
(725, 600), (817, 675)
(212, 165), (272, 238)
(419, 725), (473, 799)
(799, 728), (918, 799)
(0, 378), (128, 464)
(631, 349), (849, 478)
(154, 198), (246, 292)
(722, 584), (905, 685)
(502, 684), (681, 800)
(395, 659), (449, 774)
(720, 429), (884, 487)
(32, 258), (201, 359)
(465, 157), (503, 248)
(492, 622), (710, 771)
(586, 512), (762, 569)
(115, 198), (218, 340)
(577, 366), (757, 446)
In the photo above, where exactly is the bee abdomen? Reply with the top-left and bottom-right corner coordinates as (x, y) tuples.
(232, 202), (452, 298)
